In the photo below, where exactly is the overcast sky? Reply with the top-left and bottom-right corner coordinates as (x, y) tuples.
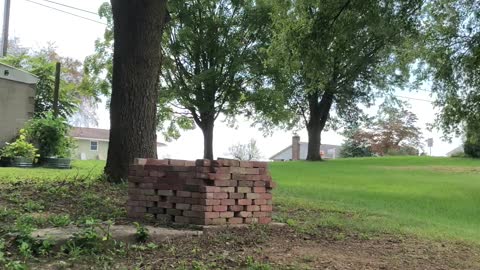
(3, 0), (463, 159)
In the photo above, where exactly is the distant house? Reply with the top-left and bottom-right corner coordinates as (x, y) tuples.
(446, 145), (464, 157)
(70, 127), (166, 160)
(0, 63), (38, 147)
(270, 135), (341, 161)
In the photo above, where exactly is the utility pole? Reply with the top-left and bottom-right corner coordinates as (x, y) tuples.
(2, 0), (10, 57)
(53, 62), (61, 117)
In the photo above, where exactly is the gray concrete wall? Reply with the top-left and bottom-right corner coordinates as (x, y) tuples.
(0, 79), (36, 147)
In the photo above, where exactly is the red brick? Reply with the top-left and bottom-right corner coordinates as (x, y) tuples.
(149, 170), (167, 177)
(134, 158), (147, 165)
(167, 197), (185, 203)
(219, 212), (234, 218)
(253, 199), (267, 205)
(214, 167), (232, 174)
(213, 192), (228, 199)
(213, 205), (228, 212)
(196, 159), (212, 166)
(238, 180), (253, 187)
(232, 174), (262, 181)
(209, 173), (232, 180)
(195, 172), (211, 179)
(157, 202), (173, 208)
(214, 159), (240, 167)
(219, 187), (235, 193)
(139, 184), (155, 190)
(186, 179), (207, 186)
(184, 211), (212, 218)
(229, 193), (245, 199)
(253, 187), (266, 193)
(236, 211), (252, 218)
(168, 159), (186, 166)
(260, 193), (273, 200)
(266, 181), (277, 188)
(253, 161), (268, 168)
(191, 205), (213, 212)
(258, 217), (272, 224)
(176, 191), (192, 198)
(213, 180), (237, 187)
(237, 199), (252, 206)
(184, 198), (202, 205)
(129, 206), (147, 213)
(228, 205), (244, 212)
(261, 205), (273, 212)
(227, 217), (243, 224)
(185, 161), (196, 166)
(244, 217), (259, 224)
(221, 199), (236, 206)
(246, 193), (260, 199)
(254, 181), (267, 187)
(202, 199), (221, 206)
(239, 161), (254, 168)
(266, 200), (273, 205)
(246, 205), (260, 212)
(175, 203), (191, 210)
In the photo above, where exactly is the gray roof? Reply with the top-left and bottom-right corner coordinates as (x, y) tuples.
(70, 127), (166, 147)
(270, 142), (341, 160)
(0, 62), (38, 85)
(446, 145), (464, 156)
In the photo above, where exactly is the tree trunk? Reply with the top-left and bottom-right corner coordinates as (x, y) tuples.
(200, 119), (215, 160)
(306, 91), (334, 161)
(105, 0), (169, 182)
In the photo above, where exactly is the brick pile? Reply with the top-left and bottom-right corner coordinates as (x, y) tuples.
(127, 158), (276, 225)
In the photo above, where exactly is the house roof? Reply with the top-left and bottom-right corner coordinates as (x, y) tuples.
(269, 142), (341, 160)
(70, 127), (166, 147)
(446, 145), (464, 156)
(0, 62), (38, 85)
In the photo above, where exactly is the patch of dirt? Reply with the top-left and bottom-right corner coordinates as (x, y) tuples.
(374, 166), (480, 174)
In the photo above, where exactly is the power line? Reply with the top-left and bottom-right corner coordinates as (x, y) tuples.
(394, 95), (434, 103)
(24, 0), (107, 25)
(35, 0), (98, 15)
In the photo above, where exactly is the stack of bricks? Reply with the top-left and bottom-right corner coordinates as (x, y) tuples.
(127, 158), (276, 225)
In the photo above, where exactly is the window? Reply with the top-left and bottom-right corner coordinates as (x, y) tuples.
(90, 141), (98, 151)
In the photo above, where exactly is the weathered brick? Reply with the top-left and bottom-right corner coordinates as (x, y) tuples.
(246, 205), (260, 212)
(167, 196), (185, 203)
(177, 191), (192, 198)
(254, 181), (267, 187)
(213, 180), (237, 187)
(246, 193), (260, 200)
(253, 187), (266, 193)
(227, 217), (243, 224)
(261, 205), (273, 212)
(202, 199), (221, 206)
(213, 192), (228, 199)
(239, 161), (254, 168)
(209, 173), (232, 180)
(213, 205), (228, 212)
(168, 159), (186, 166)
(191, 205), (213, 212)
(244, 217), (259, 224)
(157, 202), (173, 208)
(266, 181), (277, 188)
(258, 217), (272, 224)
(229, 193), (245, 199)
(236, 211), (252, 218)
(147, 207), (166, 214)
(253, 211), (272, 218)
(157, 190), (174, 196)
(174, 216), (190, 224)
(195, 159), (212, 167)
(237, 199), (252, 206)
(155, 214), (173, 222)
(260, 193), (273, 200)
(219, 212), (234, 218)
(237, 187), (251, 193)
(219, 187), (235, 193)
(253, 199), (267, 205)
(175, 203), (191, 210)
(238, 180), (254, 187)
(199, 186), (221, 193)
(232, 174), (262, 181)
(166, 208), (183, 216)
(214, 158), (240, 167)
(220, 199), (236, 206)
(228, 205), (244, 212)
(184, 198), (202, 205)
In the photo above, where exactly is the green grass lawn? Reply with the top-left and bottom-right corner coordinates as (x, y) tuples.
(270, 156), (480, 244)
(0, 160), (105, 182)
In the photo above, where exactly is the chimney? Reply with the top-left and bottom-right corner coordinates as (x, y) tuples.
(292, 135), (300, 160)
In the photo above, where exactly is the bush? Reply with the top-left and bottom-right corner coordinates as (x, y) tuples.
(464, 120), (480, 158)
(26, 112), (74, 158)
(0, 130), (37, 160)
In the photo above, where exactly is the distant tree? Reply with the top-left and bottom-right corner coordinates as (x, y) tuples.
(228, 139), (262, 161)
(340, 127), (373, 158)
(161, 0), (271, 159)
(1, 46), (95, 121)
(351, 103), (423, 156)
(252, 0), (423, 161)
(464, 120), (480, 158)
(104, 0), (169, 182)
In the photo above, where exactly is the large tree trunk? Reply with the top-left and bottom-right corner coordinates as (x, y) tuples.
(306, 91), (334, 161)
(200, 119), (215, 160)
(105, 0), (169, 182)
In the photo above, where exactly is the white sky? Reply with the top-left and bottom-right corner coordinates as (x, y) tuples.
(4, 0), (462, 159)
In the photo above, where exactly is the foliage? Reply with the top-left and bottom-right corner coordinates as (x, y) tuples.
(0, 130), (37, 160)
(26, 112), (74, 158)
(227, 139), (262, 161)
(419, 0), (480, 141)
(252, 0), (423, 160)
(340, 128), (373, 158)
(1, 45), (96, 120)
(159, 0), (272, 158)
(464, 120), (480, 158)
(133, 222), (149, 243)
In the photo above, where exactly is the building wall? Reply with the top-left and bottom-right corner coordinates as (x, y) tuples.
(0, 79), (35, 147)
(73, 139), (109, 160)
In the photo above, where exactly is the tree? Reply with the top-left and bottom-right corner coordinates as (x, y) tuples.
(227, 139), (262, 161)
(340, 127), (373, 158)
(419, 0), (480, 155)
(1, 45), (93, 120)
(346, 103), (423, 156)
(464, 119), (480, 158)
(161, 0), (271, 159)
(254, 0), (422, 161)
(104, 0), (169, 182)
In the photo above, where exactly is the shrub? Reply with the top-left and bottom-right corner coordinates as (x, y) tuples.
(0, 130), (37, 160)
(26, 112), (74, 158)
